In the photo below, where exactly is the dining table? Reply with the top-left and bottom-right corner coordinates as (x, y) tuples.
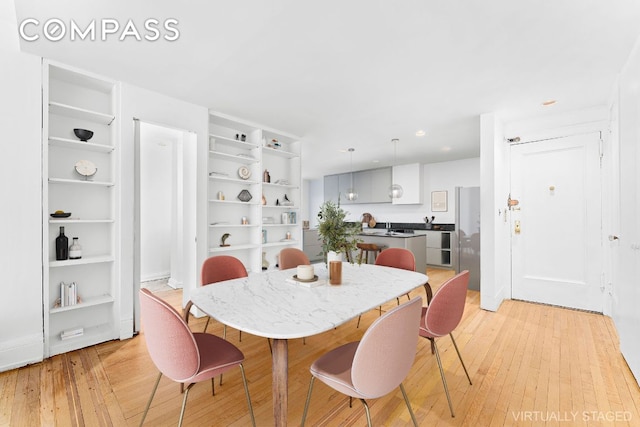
(189, 261), (429, 426)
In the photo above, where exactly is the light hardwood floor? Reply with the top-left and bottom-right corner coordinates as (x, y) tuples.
(1, 269), (639, 426)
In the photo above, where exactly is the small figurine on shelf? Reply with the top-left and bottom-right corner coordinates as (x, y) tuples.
(276, 198), (280, 206)
(220, 233), (231, 247)
(261, 194), (267, 205)
(263, 169), (271, 183)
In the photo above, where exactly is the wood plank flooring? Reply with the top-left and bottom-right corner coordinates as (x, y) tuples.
(1, 268), (639, 426)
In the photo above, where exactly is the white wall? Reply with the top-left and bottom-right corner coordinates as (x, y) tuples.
(139, 124), (174, 282)
(306, 158), (480, 226)
(0, 49), (43, 370)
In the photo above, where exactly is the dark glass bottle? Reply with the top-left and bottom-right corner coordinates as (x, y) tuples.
(55, 226), (69, 260)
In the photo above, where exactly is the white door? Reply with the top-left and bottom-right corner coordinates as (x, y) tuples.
(511, 132), (603, 312)
(612, 64), (640, 381)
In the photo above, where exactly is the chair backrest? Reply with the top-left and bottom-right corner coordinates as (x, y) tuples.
(423, 270), (469, 337)
(351, 297), (423, 398)
(139, 288), (200, 382)
(202, 255), (248, 286)
(278, 248), (310, 270)
(375, 247), (415, 272)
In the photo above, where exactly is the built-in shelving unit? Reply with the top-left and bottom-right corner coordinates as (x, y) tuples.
(42, 61), (120, 357)
(208, 112), (301, 271)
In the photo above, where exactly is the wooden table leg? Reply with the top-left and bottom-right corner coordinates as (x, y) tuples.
(272, 338), (288, 426)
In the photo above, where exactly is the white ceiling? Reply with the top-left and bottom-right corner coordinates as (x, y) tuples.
(13, 0), (640, 179)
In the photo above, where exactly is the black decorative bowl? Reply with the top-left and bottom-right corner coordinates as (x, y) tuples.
(73, 128), (94, 142)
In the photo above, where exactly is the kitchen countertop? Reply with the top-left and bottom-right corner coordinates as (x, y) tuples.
(359, 230), (425, 238)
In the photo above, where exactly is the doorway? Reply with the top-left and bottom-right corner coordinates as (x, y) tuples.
(133, 120), (197, 331)
(510, 132), (603, 312)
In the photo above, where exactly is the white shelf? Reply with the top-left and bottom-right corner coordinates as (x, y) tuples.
(49, 255), (114, 268)
(263, 204), (299, 209)
(48, 323), (116, 357)
(262, 223), (298, 227)
(208, 199), (259, 205)
(49, 137), (114, 153)
(262, 146), (298, 159)
(263, 182), (299, 189)
(209, 244), (260, 253)
(49, 178), (115, 187)
(263, 240), (299, 248)
(208, 175), (260, 185)
(50, 294), (114, 314)
(209, 224), (260, 228)
(210, 150), (259, 164)
(210, 134), (259, 149)
(49, 219), (114, 224)
(49, 101), (115, 125)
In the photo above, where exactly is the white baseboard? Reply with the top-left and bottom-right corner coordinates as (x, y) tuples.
(0, 334), (43, 373)
(120, 318), (134, 340)
(168, 278), (183, 289)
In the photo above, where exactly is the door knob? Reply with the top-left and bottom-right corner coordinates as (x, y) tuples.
(608, 235), (619, 241)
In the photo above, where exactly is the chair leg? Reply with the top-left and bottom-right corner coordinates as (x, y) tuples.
(301, 376), (315, 426)
(239, 363), (256, 427)
(267, 338), (272, 354)
(424, 282), (433, 304)
(139, 372), (162, 427)
(239, 330), (242, 342)
(433, 341), (455, 417)
(357, 315), (362, 328)
(450, 333), (472, 385)
(358, 399), (373, 427)
(211, 378), (215, 396)
(400, 383), (419, 427)
(178, 383), (195, 427)
(203, 317), (210, 333)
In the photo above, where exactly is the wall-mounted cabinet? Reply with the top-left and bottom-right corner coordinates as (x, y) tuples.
(42, 61), (120, 357)
(208, 113), (301, 272)
(426, 230), (454, 268)
(392, 163), (423, 205)
(324, 167), (391, 204)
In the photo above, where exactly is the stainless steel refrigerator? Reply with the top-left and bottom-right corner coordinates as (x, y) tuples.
(455, 187), (480, 290)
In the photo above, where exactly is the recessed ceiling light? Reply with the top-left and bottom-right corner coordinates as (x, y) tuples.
(372, 159), (380, 163)
(416, 130), (426, 136)
(542, 99), (557, 106)
(441, 146), (452, 152)
(338, 149), (348, 153)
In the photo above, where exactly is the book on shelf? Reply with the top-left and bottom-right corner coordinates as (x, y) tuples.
(61, 327), (84, 340)
(59, 281), (79, 307)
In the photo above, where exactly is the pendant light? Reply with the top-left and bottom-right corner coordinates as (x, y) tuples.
(388, 139), (404, 199)
(346, 148), (358, 201)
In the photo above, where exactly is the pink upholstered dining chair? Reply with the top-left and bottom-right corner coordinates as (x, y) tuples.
(278, 247), (310, 270)
(301, 297), (423, 427)
(184, 255), (247, 339)
(419, 270), (472, 417)
(357, 247), (424, 328)
(138, 289), (255, 427)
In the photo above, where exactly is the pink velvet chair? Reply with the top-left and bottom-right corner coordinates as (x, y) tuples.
(184, 255), (247, 339)
(419, 270), (472, 417)
(138, 289), (255, 427)
(278, 247), (310, 270)
(301, 297), (423, 427)
(357, 247), (426, 328)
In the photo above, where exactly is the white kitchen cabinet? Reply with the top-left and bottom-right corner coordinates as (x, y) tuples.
(392, 163), (423, 205)
(42, 61), (120, 357)
(208, 113), (301, 271)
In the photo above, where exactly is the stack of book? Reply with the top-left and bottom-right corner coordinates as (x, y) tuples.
(60, 281), (79, 307)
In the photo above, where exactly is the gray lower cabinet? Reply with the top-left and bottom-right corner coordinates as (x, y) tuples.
(303, 229), (323, 262)
(426, 230), (454, 268)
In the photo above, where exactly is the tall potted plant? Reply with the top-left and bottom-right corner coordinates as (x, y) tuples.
(317, 200), (361, 263)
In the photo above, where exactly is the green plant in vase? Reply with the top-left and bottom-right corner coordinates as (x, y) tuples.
(317, 200), (361, 264)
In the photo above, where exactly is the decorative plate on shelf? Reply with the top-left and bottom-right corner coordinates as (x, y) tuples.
(74, 159), (97, 178)
(237, 189), (252, 202)
(238, 166), (251, 180)
(50, 211), (71, 218)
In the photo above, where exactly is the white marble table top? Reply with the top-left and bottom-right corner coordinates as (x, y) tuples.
(190, 262), (428, 339)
